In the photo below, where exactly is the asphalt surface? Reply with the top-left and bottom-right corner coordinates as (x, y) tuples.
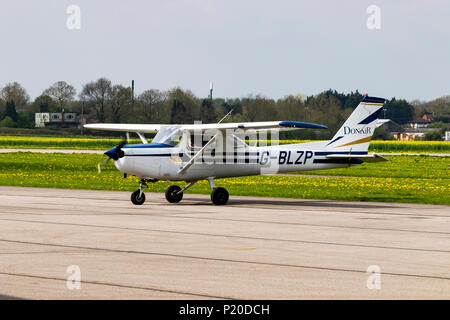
(0, 186), (448, 299)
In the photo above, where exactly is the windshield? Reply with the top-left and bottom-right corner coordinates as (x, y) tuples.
(152, 126), (182, 146)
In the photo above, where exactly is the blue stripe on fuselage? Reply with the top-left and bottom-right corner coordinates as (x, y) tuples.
(125, 153), (183, 157)
(122, 143), (173, 149)
(314, 151), (368, 156)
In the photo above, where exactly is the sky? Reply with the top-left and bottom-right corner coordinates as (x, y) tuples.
(0, 0), (449, 102)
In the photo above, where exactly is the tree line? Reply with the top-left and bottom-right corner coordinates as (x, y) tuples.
(0, 79), (449, 140)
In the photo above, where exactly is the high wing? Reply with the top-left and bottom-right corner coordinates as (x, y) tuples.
(84, 121), (327, 133)
(83, 123), (162, 133)
(185, 121), (328, 131)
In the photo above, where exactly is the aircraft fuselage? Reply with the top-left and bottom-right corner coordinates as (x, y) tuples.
(114, 143), (362, 181)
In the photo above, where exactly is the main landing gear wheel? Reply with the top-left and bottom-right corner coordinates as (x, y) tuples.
(131, 190), (146, 205)
(211, 187), (229, 205)
(165, 185), (183, 203)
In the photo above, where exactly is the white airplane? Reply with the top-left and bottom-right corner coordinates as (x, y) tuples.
(85, 95), (387, 206)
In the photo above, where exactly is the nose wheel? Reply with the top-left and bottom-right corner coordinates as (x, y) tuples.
(131, 190), (146, 205)
(131, 179), (149, 205)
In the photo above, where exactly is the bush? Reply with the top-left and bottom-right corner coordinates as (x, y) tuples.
(422, 130), (443, 141)
(428, 121), (445, 129)
(0, 116), (17, 128)
(372, 127), (393, 140)
(435, 116), (450, 123)
(17, 111), (34, 128)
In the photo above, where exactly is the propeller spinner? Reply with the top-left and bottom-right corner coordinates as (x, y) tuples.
(104, 139), (126, 160)
(98, 137), (128, 173)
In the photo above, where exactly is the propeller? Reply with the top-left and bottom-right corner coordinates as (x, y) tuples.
(97, 157), (111, 174)
(97, 136), (128, 174)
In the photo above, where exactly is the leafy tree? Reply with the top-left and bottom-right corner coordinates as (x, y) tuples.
(305, 93), (349, 137)
(384, 98), (414, 124)
(137, 89), (167, 123)
(200, 99), (216, 123)
(170, 99), (187, 124)
(342, 91), (364, 109)
(241, 95), (276, 122)
(108, 85), (132, 123)
(0, 99), (5, 119)
(5, 100), (18, 122)
(221, 99), (242, 118)
(319, 89), (363, 109)
(414, 96), (450, 119)
(43, 81), (76, 109)
(32, 95), (54, 112)
(277, 95), (306, 121)
(0, 82), (30, 110)
(322, 89), (346, 107)
(80, 78), (112, 122)
(167, 88), (198, 123)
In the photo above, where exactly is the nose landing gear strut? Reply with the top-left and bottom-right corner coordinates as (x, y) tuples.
(130, 179), (157, 205)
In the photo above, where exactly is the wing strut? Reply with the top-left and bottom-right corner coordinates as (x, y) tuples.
(217, 107), (234, 124)
(177, 133), (219, 174)
(136, 132), (148, 144)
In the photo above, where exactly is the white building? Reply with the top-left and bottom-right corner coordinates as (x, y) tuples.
(35, 113), (50, 128)
(35, 112), (77, 128)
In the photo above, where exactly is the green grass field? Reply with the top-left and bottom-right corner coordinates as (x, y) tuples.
(0, 152), (448, 205)
(294, 155), (449, 179)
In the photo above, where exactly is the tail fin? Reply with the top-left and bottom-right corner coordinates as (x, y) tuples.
(326, 96), (385, 153)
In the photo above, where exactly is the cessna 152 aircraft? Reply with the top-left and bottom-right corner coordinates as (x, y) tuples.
(85, 95), (387, 206)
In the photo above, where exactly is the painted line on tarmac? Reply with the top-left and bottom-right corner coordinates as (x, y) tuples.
(0, 238), (449, 281)
(0, 271), (233, 299)
(1, 217), (449, 252)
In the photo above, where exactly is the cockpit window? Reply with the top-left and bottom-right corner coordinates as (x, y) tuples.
(152, 126), (181, 147)
(188, 134), (215, 149)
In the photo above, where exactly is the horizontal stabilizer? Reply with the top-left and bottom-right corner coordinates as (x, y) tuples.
(375, 119), (390, 128)
(326, 153), (388, 163)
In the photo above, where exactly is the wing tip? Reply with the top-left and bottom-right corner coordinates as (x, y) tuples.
(279, 121), (328, 130)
